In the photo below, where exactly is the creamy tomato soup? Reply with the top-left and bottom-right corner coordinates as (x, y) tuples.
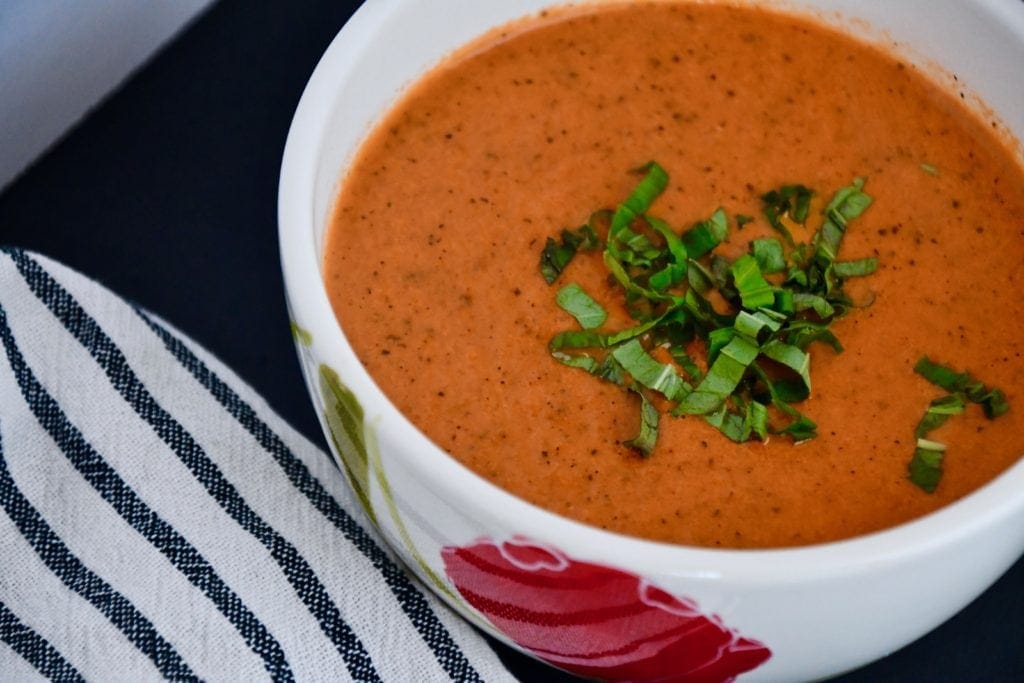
(323, 2), (1024, 548)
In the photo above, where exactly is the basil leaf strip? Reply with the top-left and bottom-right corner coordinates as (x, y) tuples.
(749, 362), (818, 441)
(833, 258), (878, 278)
(625, 390), (660, 457)
(549, 311), (672, 351)
(552, 352), (627, 387)
(556, 283), (608, 329)
(706, 404), (748, 442)
(760, 340), (811, 399)
(647, 216), (689, 291)
(914, 393), (966, 438)
(649, 216), (689, 264)
(792, 292), (835, 319)
(784, 320), (843, 353)
(612, 339), (692, 402)
(540, 224), (601, 284)
(669, 345), (703, 382)
(706, 399), (770, 443)
(751, 238), (786, 274)
(748, 400), (770, 440)
(775, 404), (818, 441)
(908, 358), (1010, 492)
(607, 162), (669, 260)
(914, 356), (1009, 418)
(675, 335), (759, 415)
(761, 184), (813, 246)
(909, 438), (947, 493)
(814, 178), (872, 272)
(604, 250), (678, 303)
(974, 387), (1009, 419)
(549, 330), (608, 351)
(733, 310), (781, 342)
(730, 255), (775, 310)
(550, 352), (600, 375)
(681, 209), (728, 259)
(686, 258), (715, 296)
(914, 356), (971, 392)
(706, 327), (735, 365)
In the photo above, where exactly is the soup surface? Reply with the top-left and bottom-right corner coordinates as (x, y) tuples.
(324, 2), (1024, 548)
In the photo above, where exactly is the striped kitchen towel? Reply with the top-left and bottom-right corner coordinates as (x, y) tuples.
(0, 248), (515, 682)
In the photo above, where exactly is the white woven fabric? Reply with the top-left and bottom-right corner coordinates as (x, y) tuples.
(0, 249), (515, 682)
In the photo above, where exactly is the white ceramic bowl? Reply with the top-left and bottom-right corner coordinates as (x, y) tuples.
(279, 1), (1024, 680)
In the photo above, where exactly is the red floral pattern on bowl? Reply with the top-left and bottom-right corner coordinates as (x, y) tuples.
(442, 538), (771, 682)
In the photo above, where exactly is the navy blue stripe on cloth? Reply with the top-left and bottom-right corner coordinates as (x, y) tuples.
(0, 418), (198, 681)
(0, 285), (293, 683)
(4, 249), (381, 682)
(137, 310), (487, 683)
(0, 600), (84, 683)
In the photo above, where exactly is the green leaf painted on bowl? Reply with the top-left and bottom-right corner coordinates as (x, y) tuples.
(318, 364), (474, 615)
(319, 364), (376, 525)
(291, 321), (313, 347)
(364, 425), (462, 605)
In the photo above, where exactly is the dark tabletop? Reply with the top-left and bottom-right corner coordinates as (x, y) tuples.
(1, 1), (1020, 680)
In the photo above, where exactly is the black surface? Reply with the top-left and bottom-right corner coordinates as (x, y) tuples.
(0, 1), (1021, 680)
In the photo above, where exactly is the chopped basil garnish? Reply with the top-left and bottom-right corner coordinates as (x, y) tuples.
(805, 178), (873, 297)
(914, 356), (971, 392)
(760, 341), (811, 400)
(624, 390), (660, 456)
(782, 320), (843, 353)
(792, 292), (835, 319)
(674, 334), (759, 416)
(908, 357), (1010, 492)
(762, 184), (813, 246)
(539, 163), (878, 455)
(751, 238), (786, 274)
(705, 399), (769, 443)
(914, 393), (966, 438)
(612, 339), (691, 402)
(681, 209), (728, 260)
(833, 258), (878, 279)
(556, 283), (607, 329)
(914, 356), (1009, 418)
(607, 163), (669, 262)
(730, 255), (775, 310)
(909, 439), (946, 493)
(539, 224), (601, 284)
(549, 329), (609, 351)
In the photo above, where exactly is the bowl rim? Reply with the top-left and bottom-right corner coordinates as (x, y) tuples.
(278, 0), (1024, 581)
